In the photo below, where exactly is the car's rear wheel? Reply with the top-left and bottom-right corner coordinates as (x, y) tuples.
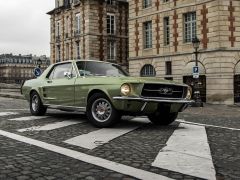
(148, 112), (178, 125)
(86, 93), (120, 127)
(30, 91), (47, 116)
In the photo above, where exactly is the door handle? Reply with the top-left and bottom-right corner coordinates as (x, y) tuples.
(47, 80), (52, 83)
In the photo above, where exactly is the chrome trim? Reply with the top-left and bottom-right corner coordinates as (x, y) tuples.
(44, 104), (86, 112)
(141, 102), (148, 112)
(143, 83), (189, 88)
(143, 89), (182, 93)
(91, 98), (112, 123)
(113, 96), (193, 104)
(43, 97), (56, 100)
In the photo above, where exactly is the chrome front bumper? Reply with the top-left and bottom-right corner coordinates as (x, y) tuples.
(113, 96), (193, 104)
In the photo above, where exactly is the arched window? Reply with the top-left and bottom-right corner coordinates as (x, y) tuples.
(140, 64), (156, 77)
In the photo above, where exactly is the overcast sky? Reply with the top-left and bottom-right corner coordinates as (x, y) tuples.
(0, 0), (55, 57)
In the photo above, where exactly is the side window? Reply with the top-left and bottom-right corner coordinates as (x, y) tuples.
(48, 68), (56, 79)
(48, 63), (73, 79)
(77, 61), (86, 76)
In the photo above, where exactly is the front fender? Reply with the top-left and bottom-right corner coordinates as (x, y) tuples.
(87, 84), (121, 105)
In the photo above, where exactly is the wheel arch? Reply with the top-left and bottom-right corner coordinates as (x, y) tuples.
(29, 88), (43, 102)
(87, 89), (110, 102)
(86, 86), (122, 111)
(30, 89), (37, 96)
(29, 88), (47, 116)
(29, 89), (40, 96)
(87, 88), (120, 108)
(86, 89), (121, 127)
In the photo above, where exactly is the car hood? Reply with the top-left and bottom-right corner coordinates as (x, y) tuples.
(119, 76), (187, 86)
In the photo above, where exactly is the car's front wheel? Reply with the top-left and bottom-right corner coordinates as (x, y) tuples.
(148, 112), (178, 125)
(86, 93), (120, 127)
(30, 91), (47, 116)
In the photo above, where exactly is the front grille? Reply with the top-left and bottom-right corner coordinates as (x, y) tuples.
(141, 84), (187, 99)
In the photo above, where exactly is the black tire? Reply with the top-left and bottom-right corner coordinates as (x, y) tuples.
(148, 112), (178, 125)
(86, 93), (120, 127)
(30, 91), (47, 116)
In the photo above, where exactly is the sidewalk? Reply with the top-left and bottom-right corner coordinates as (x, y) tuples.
(0, 92), (24, 99)
(0, 83), (24, 99)
(182, 103), (240, 117)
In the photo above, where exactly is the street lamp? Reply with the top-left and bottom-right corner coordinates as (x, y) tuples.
(192, 37), (203, 107)
(37, 59), (42, 68)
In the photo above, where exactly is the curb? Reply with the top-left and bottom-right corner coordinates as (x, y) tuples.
(0, 93), (24, 100)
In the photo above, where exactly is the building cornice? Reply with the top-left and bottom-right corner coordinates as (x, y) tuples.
(47, 5), (65, 15)
(47, 0), (128, 15)
(128, 48), (240, 61)
(129, 0), (215, 21)
(50, 33), (128, 44)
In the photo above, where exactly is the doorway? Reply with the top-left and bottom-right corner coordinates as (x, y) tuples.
(183, 75), (206, 102)
(234, 75), (240, 103)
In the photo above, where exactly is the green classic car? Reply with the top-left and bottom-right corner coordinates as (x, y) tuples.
(22, 60), (192, 127)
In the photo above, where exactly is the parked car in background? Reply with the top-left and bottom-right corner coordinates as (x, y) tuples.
(22, 60), (192, 127)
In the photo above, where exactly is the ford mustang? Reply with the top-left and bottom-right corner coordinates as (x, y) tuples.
(22, 60), (192, 127)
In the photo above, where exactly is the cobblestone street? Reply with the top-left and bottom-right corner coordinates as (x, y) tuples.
(0, 97), (240, 180)
(1, 0), (240, 179)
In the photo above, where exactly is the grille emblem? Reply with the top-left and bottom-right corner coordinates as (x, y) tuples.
(159, 88), (173, 95)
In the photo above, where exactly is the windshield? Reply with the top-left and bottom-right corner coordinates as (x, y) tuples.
(76, 61), (129, 77)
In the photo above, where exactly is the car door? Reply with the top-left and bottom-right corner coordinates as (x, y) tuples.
(42, 62), (76, 106)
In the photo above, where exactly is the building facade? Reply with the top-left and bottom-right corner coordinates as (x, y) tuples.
(47, 0), (129, 69)
(128, 0), (240, 104)
(0, 54), (50, 84)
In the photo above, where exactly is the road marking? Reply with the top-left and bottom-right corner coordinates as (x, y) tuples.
(18, 120), (83, 132)
(130, 116), (149, 123)
(64, 124), (140, 149)
(8, 116), (49, 121)
(0, 129), (172, 180)
(152, 123), (216, 180)
(5, 109), (27, 111)
(177, 119), (240, 131)
(0, 112), (19, 116)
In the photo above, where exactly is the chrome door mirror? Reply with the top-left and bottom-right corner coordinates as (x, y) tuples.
(64, 71), (72, 79)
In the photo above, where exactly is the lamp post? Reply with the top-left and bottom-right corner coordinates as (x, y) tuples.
(37, 59), (42, 68)
(192, 37), (203, 107)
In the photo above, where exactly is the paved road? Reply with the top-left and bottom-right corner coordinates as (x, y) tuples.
(0, 97), (240, 180)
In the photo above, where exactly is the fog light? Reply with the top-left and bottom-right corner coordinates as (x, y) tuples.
(121, 84), (131, 96)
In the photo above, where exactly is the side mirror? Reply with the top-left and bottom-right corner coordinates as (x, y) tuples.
(64, 71), (72, 79)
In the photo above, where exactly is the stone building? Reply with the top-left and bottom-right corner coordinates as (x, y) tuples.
(47, 0), (129, 69)
(128, 0), (240, 104)
(0, 54), (50, 84)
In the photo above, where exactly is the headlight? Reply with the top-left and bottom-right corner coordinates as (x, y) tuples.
(186, 87), (192, 99)
(121, 84), (131, 96)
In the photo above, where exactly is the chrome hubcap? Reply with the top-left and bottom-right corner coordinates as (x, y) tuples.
(31, 95), (39, 112)
(91, 98), (112, 122)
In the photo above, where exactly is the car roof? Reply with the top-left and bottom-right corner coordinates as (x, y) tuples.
(54, 60), (118, 66)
